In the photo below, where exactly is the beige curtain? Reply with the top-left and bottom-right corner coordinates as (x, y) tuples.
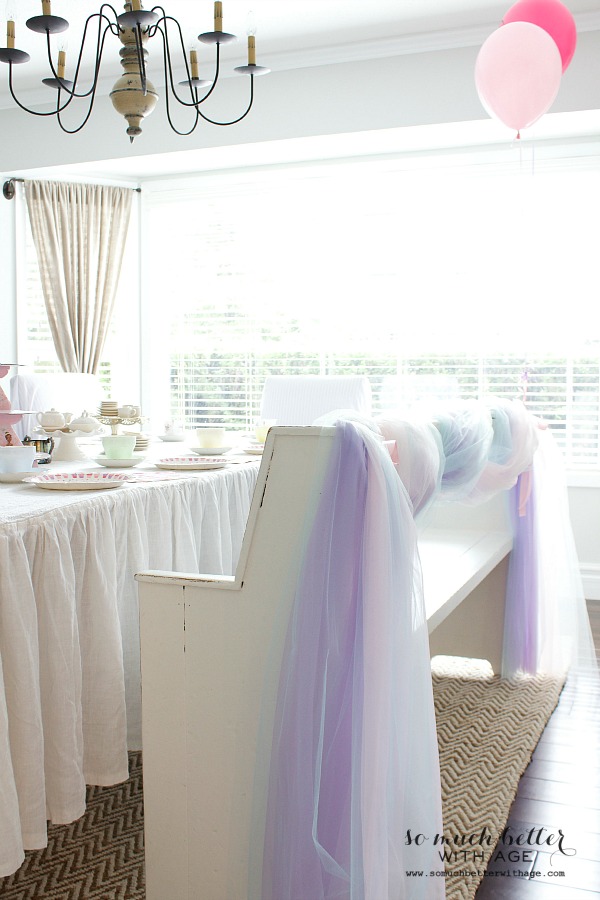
(25, 181), (133, 374)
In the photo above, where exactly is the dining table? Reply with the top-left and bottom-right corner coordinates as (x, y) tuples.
(0, 442), (261, 877)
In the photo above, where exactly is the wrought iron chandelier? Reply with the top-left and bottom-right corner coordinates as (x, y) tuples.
(0, 1), (270, 141)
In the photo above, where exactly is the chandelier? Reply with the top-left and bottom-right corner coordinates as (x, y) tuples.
(0, 1), (270, 141)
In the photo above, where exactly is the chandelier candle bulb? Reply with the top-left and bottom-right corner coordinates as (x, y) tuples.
(57, 48), (66, 79)
(42, 0), (51, 15)
(190, 47), (199, 79)
(247, 35), (255, 65)
(132, 0), (142, 10)
(214, 1), (223, 32)
(6, 20), (14, 49)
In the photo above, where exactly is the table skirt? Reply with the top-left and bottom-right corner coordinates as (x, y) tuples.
(0, 465), (259, 876)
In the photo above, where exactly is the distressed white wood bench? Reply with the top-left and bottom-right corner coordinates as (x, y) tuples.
(419, 493), (512, 673)
(135, 425), (513, 900)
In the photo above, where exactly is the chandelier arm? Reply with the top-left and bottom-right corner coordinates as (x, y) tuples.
(158, 25), (201, 135)
(54, 22), (115, 132)
(56, 87), (97, 134)
(43, 14), (116, 100)
(163, 94), (201, 135)
(155, 19), (217, 109)
(195, 39), (222, 104)
(196, 73), (255, 126)
(7, 61), (72, 116)
(133, 22), (148, 95)
(147, 6), (167, 39)
(99, 3), (122, 37)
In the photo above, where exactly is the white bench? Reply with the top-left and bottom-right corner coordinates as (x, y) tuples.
(136, 426), (513, 900)
(419, 493), (512, 673)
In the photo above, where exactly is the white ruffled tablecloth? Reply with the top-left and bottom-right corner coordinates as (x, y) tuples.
(0, 459), (260, 877)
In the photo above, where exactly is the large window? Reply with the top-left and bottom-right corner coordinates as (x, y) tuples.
(141, 150), (599, 466)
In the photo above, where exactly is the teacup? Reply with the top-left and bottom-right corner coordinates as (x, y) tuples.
(0, 445), (37, 473)
(254, 419), (276, 443)
(118, 405), (137, 418)
(195, 426), (226, 449)
(102, 435), (136, 460)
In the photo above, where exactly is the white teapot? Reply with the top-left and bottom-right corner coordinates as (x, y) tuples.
(36, 408), (66, 430)
(69, 410), (99, 434)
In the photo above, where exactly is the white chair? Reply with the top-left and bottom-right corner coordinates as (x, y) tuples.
(10, 372), (104, 438)
(259, 375), (372, 425)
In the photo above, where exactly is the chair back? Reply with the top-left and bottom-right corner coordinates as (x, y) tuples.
(259, 375), (372, 425)
(10, 372), (103, 437)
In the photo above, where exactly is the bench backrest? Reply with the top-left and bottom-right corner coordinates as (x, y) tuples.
(138, 426), (337, 899)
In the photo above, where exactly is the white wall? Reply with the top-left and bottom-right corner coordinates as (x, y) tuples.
(0, 196), (17, 363)
(567, 480), (600, 600)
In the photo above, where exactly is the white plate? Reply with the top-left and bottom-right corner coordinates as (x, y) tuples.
(0, 471), (36, 483)
(24, 472), (129, 490)
(190, 446), (232, 456)
(155, 457), (229, 471)
(94, 454), (146, 468)
(244, 446), (264, 455)
(158, 434), (186, 442)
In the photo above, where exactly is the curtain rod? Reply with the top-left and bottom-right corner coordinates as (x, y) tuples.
(3, 178), (142, 200)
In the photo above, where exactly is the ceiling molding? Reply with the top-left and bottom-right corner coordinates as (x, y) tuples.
(268, 10), (600, 73)
(2, 11), (600, 111)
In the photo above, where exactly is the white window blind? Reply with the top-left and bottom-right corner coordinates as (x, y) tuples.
(143, 151), (600, 466)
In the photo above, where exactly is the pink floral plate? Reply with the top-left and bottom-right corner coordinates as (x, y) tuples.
(155, 457), (229, 471)
(24, 472), (129, 491)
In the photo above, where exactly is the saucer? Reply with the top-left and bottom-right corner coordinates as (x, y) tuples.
(159, 434), (186, 442)
(0, 471), (35, 483)
(94, 453), (146, 468)
(190, 446), (232, 456)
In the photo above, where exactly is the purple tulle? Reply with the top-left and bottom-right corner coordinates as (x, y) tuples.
(262, 423), (368, 898)
(262, 421), (443, 900)
(503, 472), (539, 675)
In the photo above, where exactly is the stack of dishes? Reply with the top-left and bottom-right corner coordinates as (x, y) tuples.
(100, 400), (119, 417)
(130, 432), (150, 453)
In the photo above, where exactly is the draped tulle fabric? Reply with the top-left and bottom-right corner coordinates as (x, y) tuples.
(376, 415), (444, 517)
(469, 400), (539, 504)
(503, 428), (598, 678)
(326, 402), (596, 680)
(262, 421), (444, 900)
(502, 471), (539, 676)
(432, 402), (494, 499)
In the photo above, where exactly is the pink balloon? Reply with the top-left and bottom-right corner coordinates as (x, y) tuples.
(504, 0), (577, 72)
(475, 22), (562, 133)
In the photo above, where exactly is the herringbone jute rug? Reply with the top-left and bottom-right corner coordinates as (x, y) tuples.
(0, 659), (562, 900)
(0, 752), (144, 900)
(432, 655), (565, 900)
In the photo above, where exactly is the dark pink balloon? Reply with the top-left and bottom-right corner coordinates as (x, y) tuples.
(503, 0), (577, 72)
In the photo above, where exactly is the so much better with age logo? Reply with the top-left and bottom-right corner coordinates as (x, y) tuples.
(404, 825), (576, 883)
